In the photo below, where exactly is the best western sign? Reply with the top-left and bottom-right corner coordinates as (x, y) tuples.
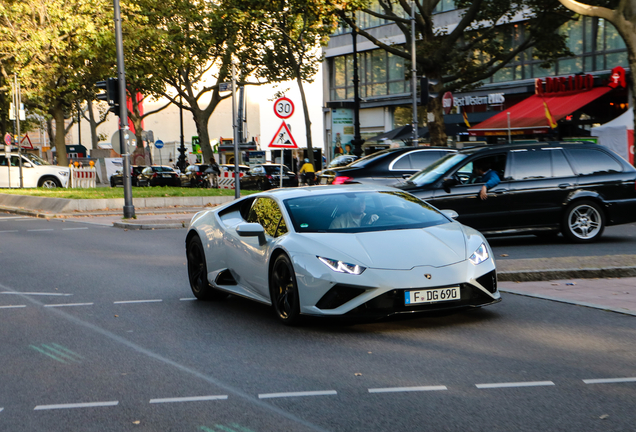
(443, 93), (505, 110)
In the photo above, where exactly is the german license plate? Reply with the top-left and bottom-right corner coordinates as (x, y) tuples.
(404, 287), (460, 305)
(162, 174), (171, 178)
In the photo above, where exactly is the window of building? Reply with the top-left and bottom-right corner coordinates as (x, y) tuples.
(331, 50), (408, 101)
(434, 0), (457, 13)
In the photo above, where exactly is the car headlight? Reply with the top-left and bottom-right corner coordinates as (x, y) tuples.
(469, 243), (489, 265)
(59, 171), (69, 177)
(317, 256), (366, 275)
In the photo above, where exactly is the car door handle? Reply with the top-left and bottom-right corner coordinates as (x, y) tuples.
(558, 183), (572, 189)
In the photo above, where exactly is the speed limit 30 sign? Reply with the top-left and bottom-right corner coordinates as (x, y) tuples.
(273, 97), (294, 119)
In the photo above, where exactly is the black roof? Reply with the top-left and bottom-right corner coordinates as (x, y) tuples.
(457, 141), (599, 156)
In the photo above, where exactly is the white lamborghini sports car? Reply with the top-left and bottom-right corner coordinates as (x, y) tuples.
(185, 185), (500, 325)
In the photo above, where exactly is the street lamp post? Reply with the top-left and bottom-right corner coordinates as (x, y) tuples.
(113, 0), (134, 218)
(411, 1), (419, 147)
(350, 14), (365, 158)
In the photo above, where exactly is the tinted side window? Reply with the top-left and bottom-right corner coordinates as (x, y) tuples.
(409, 151), (442, 170)
(567, 148), (623, 175)
(391, 153), (411, 170)
(247, 197), (287, 237)
(550, 149), (575, 177)
(512, 150), (551, 180)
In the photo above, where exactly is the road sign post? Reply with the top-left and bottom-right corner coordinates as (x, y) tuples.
(154, 140), (164, 165)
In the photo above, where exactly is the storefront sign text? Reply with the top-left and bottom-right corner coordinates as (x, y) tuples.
(535, 74), (594, 95)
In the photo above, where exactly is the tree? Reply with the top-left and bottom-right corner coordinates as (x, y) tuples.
(232, 0), (348, 166)
(557, 0), (636, 152)
(338, 0), (575, 146)
(0, 0), (114, 166)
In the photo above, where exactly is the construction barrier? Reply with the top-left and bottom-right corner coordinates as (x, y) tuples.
(70, 166), (97, 188)
(218, 170), (244, 190)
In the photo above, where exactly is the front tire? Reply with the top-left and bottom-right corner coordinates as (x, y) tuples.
(39, 177), (61, 188)
(270, 254), (301, 325)
(187, 235), (227, 300)
(561, 200), (605, 243)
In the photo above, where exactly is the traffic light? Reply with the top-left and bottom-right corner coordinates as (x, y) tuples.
(95, 78), (120, 113)
(420, 77), (439, 105)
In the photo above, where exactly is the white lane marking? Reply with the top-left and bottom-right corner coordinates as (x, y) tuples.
(44, 303), (94, 308)
(1, 292), (72, 296)
(0, 305), (26, 309)
(476, 381), (555, 389)
(0, 230), (18, 233)
(113, 299), (163, 304)
(27, 229), (54, 232)
(62, 227), (89, 231)
(149, 395), (228, 404)
(34, 401), (119, 410)
(583, 377), (636, 384)
(258, 390), (337, 399)
(368, 385), (447, 393)
(180, 298), (197, 301)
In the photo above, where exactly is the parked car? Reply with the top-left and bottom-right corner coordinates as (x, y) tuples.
(0, 152), (69, 188)
(240, 164), (298, 190)
(181, 164), (211, 188)
(110, 165), (144, 187)
(396, 142), (636, 242)
(138, 165), (181, 187)
(220, 164), (250, 174)
(318, 147), (456, 186)
(185, 186), (500, 324)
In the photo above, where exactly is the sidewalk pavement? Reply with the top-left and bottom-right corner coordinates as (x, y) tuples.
(1, 204), (635, 318)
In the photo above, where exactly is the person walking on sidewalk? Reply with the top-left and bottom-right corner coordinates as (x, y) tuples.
(205, 157), (221, 188)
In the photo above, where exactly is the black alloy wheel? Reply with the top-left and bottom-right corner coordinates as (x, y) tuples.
(562, 200), (605, 243)
(270, 254), (301, 325)
(187, 235), (227, 300)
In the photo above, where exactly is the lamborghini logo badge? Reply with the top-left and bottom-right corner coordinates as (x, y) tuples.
(424, 274), (432, 279)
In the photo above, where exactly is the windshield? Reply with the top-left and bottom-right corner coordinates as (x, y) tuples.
(408, 153), (468, 186)
(284, 191), (450, 233)
(328, 155), (356, 168)
(347, 149), (392, 168)
(24, 153), (50, 166)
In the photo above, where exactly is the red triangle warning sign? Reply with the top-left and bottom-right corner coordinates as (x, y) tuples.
(268, 121), (298, 148)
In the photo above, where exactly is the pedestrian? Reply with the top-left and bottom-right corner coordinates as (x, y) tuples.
(205, 157), (221, 188)
(299, 158), (315, 186)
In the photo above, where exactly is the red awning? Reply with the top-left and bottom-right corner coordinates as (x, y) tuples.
(468, 86), (612, 136)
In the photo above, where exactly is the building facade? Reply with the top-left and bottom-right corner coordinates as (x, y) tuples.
(322, 2), (630, 159)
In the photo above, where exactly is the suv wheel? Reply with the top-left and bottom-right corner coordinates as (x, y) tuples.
(562, 200), (605, 243)
(39, 177), (61, 188)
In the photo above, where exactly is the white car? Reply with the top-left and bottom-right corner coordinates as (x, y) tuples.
(186, 185), (500, 325)
(0, 153), (70, 188)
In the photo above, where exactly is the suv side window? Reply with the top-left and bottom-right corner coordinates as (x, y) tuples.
(511, 150), (551, 180)
(247, 197), (288, 238)
(566, 148), (623, 175)
(550, 149), (575, 177)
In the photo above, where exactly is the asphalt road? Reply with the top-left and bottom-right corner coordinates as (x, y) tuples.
(0, 215), (635, 432)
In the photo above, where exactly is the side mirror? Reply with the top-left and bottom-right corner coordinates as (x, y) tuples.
(442, 177), (457, 193)
(440, 209), (459, 220)
(23, 162), (33, 168)
(236, 222), (266, 245)
(402, 173), (412, 179)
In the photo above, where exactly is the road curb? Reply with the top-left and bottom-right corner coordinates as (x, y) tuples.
(498, 266), (636, 282)
(112, 221), (189, 230)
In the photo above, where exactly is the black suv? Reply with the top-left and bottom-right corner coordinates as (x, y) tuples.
(397, 142), (636, 242)
(318, 147), (455, 186)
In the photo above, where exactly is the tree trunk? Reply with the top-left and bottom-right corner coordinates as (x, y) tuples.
(296, 74), (314, 165)
(426, 72), (448, 146)
(50, 104), (68, 166)
(195, 114), (214, 164)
